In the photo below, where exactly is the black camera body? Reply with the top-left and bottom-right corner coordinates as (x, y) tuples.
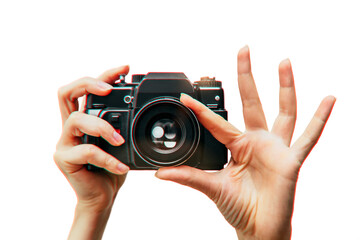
(83, 72), (228, 170)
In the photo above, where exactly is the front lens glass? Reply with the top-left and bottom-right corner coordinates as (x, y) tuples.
(150, 119), (181, 153)
(132, 99), (200, 167)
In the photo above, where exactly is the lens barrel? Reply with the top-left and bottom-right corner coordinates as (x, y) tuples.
(131, 98), (200, 167)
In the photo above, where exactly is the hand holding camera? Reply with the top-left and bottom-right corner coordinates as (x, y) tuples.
(83, 72), (228, 170)
(54, 46), (335, 240)
(156, 46), (335, 240)
(54, 65), (131, 239)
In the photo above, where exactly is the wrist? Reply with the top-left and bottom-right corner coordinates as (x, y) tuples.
(76, 196), (115, 214)
(75, 200), (114, 216)
(235, 230), (256, 240)
(235, 225), (291, 240)
(68, 202), (114, 240)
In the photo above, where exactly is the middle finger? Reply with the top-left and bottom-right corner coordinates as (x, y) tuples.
(59, 111), (124, 147)
(237, 46), (268, 131)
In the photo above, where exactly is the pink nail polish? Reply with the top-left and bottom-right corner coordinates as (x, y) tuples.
(113, 131), (125, 144)
(97, 81), (113, 90)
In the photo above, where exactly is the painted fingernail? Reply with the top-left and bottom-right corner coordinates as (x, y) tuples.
(97, 81), (113, 90)
(113, 131), (125, 144)
(117, 163), (129, 174)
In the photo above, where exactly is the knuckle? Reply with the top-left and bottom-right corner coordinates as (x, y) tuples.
(53, 150), (61, 164)
(68, 111), (83, 125)
(103, 154), (114, 168)
(53, 149), (66, 171)
(178, 170), (193, 185)
(242, 98), (261, 109)
(55, 139), (63, 151)
(83, 144), (97, 159)
(79, 76), (92, 81)
(57, 85), (69, 100)
(100, 121), (114, 136)
(78, 77), (96, 88)
(58, 77), (94, 99)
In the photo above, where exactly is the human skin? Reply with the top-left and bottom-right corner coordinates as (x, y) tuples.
(54, 46), (335, 240)
(156, 46), (336, 240)
(54, 65), (131, 240)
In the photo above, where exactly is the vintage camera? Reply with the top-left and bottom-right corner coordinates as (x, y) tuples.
(83, 72), (228, 170)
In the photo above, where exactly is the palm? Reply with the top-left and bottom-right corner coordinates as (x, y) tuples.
(216, 130), (299, 237)
(156, 46), (335, 240)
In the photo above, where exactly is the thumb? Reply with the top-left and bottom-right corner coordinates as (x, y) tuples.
(97, 65), (130, 83)
(155, 166), (220, 201)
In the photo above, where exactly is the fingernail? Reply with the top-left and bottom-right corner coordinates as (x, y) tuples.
(113, 131), (125, 144)
(180, 93), (191, 100)
(240, 45), (249, 51)
(281, 58), (291, 65)
(97, 81), (113, 90)
(117, 163), (129, 174)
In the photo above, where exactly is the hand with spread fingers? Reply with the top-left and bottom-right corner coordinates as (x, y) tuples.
(54, 65), (130, 240)
(156, 46), (336, 240)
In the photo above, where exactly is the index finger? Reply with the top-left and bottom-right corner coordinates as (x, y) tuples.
(180, 93), (242, 147)
(58, 65), (129, 125)
(97, 65), (130, 82)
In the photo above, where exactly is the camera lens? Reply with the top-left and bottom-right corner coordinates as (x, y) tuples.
(151, 119), (180, 151)
(131, 98), (200, 167)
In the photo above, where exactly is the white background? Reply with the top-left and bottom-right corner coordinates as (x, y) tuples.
(0, 0), (359, 239)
